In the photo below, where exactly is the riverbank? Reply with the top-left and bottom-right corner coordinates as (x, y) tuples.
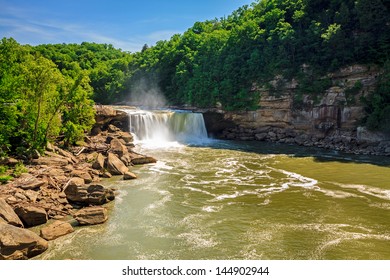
(0, 106), (155, 260)
(216, 124), (390, 157)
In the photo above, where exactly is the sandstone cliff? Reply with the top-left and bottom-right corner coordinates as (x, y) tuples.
(204, 64), (390, 156)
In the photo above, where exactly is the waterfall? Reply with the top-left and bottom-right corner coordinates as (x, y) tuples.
(121, 109), (209, 146)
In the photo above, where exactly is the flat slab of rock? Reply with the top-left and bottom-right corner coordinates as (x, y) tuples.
(0, 198), (24, 227)
(106, 152), (128, 175)
(40, 220), (74, 241)
(74, 207), (108, 225)
(0, 223), (48, 260)
(13, 174), (46, 190)
(32, 156), (69, 166)
(14, 205), (48, 227)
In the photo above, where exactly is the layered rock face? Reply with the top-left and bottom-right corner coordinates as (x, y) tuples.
(204, 65), (389, 155)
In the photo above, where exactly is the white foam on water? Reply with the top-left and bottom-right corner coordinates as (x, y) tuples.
(202, 205), (223, 213)
(335, 183), (390, 201)
(182, 186), (216, 197)
(317, 189), (362, 199)
(213, 191), (241, 201)
(115, 189), (128, 204)
(143, 190), (172, 214)
(178, 230), (218, 249)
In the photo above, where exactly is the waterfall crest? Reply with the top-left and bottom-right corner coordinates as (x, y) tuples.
(121, 109), (208, 146)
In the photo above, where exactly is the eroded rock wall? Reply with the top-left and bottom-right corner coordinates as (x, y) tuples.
(205, 65), (390, 156)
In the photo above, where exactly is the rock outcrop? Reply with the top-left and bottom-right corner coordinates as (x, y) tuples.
(204, 64), (390, 156)
(0, 223), (48, 260)
(74, 206), (108, 225)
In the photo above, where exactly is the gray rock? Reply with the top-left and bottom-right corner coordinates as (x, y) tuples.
(255, 133), (267, 141)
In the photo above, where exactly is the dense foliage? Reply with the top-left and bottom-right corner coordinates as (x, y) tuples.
(0, 38), (95, 157)
(29, 0), (390, 111)
(127, 0), (390, 111)
(362, 60), (390, 132)
(1, 0), (390, 157)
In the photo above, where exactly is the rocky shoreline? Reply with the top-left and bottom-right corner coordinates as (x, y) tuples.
(218, 125), (390, 156)
(0, 106), (155, 260)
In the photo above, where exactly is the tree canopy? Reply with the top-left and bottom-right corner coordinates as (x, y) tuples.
(1, 0), (390, 156)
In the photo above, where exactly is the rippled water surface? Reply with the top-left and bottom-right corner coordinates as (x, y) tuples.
(38, 141), (390, 260)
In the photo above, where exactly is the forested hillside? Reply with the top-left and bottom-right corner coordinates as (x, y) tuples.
(1, 0), (390, 156)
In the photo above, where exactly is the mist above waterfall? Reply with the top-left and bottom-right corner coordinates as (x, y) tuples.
(128, 78), (167, 109)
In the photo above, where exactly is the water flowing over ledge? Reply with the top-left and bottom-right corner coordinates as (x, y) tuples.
(118, 108), (210, 148)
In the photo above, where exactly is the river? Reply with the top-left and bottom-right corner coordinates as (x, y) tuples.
(36, 110), (390, 260)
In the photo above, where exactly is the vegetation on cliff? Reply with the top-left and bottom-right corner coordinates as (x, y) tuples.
(1, 0), (390, 157)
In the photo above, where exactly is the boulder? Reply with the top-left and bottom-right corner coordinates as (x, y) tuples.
(71, 170), (93, 184)
(109, 138), (129, 158)
(0, 223), (48, 260)
(0, 198), (24, 227)
(118, 131), (134, 144)
(130, 154), (157, 165)
(40, 221), (74, 241)
(106, 153), (128, 175)
(92, 153), (105, 170)
(64, 183), (115, 205)
(123, 171), (137, 180)
(67, 177), (85, 188)
(74, 207), (108, 225)
(86, 184), (115, 205)
(14, 205), (48, 227)
(108, 124), (121, 133)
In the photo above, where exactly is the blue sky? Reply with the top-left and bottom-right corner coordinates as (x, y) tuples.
(0, 0), (254, 52)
